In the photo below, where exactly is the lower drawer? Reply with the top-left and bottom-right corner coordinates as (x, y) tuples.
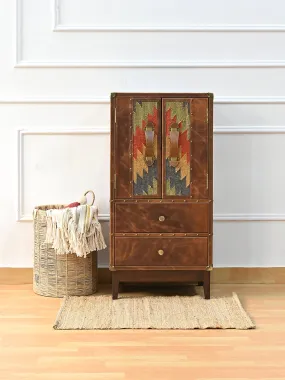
(114, 237), (208, 267)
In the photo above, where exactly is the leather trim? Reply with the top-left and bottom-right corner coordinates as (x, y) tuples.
(145, 121), (155, 166)
(169, 122), (179, 167)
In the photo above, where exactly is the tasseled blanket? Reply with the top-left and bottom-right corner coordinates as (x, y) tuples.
(45, 205), (106, 257)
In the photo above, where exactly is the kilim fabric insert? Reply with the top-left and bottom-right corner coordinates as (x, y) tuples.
(133, 101), (159, 196)
(165, 101), (191, 196)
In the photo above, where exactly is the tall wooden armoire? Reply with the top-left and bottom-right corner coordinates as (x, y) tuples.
(110, 93), (213, 299)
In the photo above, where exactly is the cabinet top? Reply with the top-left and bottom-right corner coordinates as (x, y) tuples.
(111, 92), (214, 99)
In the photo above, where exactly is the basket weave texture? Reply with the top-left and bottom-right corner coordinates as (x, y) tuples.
(33, 204), (97, 298)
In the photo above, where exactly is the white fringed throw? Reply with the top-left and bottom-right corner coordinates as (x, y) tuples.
(46, 205), (106, 257)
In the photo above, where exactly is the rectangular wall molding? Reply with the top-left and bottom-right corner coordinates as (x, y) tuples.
(15, 61), (285, 69)
(54, 25), (285, 33)
(214, 214), (285, 221)
(3, 97), (285, 104)
(53, 0), (285, 33)
(15, 0), (285, 68)
(17, 127), (110, 222)
(0, 97), (109, 104)
(14, 125), (285, 134)
(214, 126), (285, 134)
(16, 126), (285, 223)
(16, 213), (285, 223)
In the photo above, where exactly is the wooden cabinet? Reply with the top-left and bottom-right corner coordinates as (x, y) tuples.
(110, 93), (213, 299)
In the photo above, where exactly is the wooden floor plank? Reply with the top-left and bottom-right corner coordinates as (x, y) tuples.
(1, 284), (285, 379)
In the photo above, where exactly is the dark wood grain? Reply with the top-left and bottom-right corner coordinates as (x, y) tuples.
(115, 232), (209, 237)
(112, 270), (203, 283)
(111, 93), (211, 98)
(110, 93), (213, 300)
(190, 97), (209, 199)
(203, 271), (210, 299)
(208, 96), (214, 267)
(115, 96), (132, 199)
(112, 272), (119, 300)
(208, 96), (214, 203)
(110, 94), (116, 267)
(111, 270), (204, 299)
(114, 237), (208, 267)
(111, 265), (209, 271)
(115, 202), (208, 233)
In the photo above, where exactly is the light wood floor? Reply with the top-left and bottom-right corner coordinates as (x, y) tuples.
(1, 284), (285, 380)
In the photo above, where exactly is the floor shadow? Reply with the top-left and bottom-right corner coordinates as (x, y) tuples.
(120, 283), (199, 297)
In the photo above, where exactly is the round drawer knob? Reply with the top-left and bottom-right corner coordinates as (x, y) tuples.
(158, 249), (164, 256)
(158, 215), (165, 222)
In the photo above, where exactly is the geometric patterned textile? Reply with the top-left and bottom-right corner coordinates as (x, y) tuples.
(133, 100), (159, 196)
(165, 101), (191, 196)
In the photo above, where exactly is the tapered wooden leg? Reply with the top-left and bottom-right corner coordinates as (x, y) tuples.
(203, 271), (210, 299)
(197, 281), (204, 286)
(112, 272), (119, 300)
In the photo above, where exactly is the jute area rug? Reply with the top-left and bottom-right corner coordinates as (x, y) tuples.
(53, 287), (255, 330)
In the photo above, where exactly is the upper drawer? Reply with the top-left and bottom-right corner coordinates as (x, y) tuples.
(115, 202), (208, 233)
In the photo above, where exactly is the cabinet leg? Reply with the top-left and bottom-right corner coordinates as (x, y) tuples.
(112, 272), (119, 300)
(203, 271), (210, 299)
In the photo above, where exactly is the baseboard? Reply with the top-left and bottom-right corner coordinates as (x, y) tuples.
(1, 267), (285, 285)
(0, 268), (112, 285)
(211, 267), (285, 284)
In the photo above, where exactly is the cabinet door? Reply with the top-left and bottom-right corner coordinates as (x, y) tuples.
(114, 96), (162, 199)
(162, 98), (209, 199)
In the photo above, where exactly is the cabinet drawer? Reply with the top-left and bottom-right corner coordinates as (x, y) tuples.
(115, 237), (208, 267)
(115, 203), (208, 233)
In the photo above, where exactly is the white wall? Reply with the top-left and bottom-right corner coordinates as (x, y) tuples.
(0, 0), (285, 268)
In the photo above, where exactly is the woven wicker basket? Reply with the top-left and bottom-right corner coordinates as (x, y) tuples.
(33, 203), (97, 297)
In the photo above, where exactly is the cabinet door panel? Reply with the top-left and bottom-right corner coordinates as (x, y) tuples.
(190, 98), (209, 199)
(162, 98), (208, 199)
(162, 98), (191, 198)
(132, 98), (162, 198)
(114, 96), (132, 199)
(114, 97), (162, 198)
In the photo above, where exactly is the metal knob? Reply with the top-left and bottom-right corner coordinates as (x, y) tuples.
(158, 215), (165, 222)
(158, 249), (164, 256)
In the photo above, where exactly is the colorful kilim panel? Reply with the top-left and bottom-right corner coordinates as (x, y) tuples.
(165, 101), (191, 196)
(133, 100), (159, 196)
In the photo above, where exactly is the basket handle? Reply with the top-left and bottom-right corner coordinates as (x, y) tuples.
(83, 190), (95, 205)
